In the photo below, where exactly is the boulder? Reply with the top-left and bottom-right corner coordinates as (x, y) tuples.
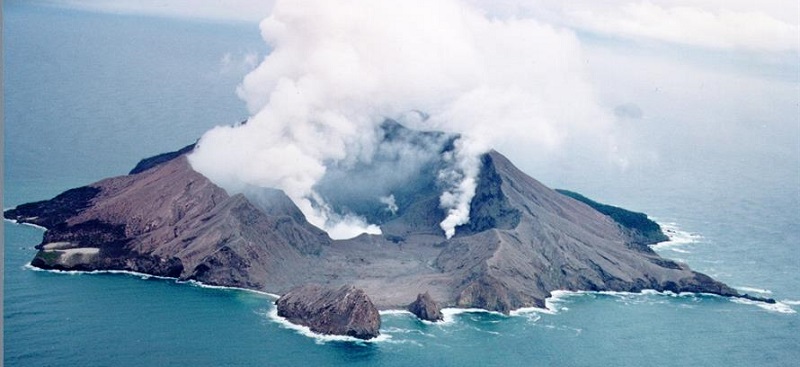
(407, 292), (443, 322)
(276, 284), (381, 340)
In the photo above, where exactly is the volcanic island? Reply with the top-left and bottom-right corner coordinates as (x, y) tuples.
(5, 122), (771, 340)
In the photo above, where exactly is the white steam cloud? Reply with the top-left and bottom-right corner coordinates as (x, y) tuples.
(379, 195), (399, 215)
(189, 0), (610, 239)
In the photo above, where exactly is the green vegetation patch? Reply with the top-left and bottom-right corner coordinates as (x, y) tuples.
(555, 189), (662, 234)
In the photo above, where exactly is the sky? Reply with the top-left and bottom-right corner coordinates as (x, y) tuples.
(46, 0), (800, 238)
(59, 0), (798, 52)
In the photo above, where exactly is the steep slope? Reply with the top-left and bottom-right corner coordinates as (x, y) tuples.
(436, 152), (737, 311)
(555, 189), (669, 245)
(7, 155), (330, 292)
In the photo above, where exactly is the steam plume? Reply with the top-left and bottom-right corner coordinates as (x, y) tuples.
(189, 0), (609, 239)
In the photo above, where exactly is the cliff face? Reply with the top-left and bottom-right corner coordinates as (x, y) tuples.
(408, 292), (443, 322)
(276, 284), (381, 340)
(7, 154), (330, 293)
(5, 141), (745, 314)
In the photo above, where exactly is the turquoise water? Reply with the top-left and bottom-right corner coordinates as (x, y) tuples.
(4, 2), (799, 366)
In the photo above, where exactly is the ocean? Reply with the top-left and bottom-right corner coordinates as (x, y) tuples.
(4, 2), (799, 366)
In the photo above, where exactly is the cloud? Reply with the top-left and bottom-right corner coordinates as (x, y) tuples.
(463, 0), (798, 52)
(188, 0), (611, 239)
(220, 52), (260, 76)
(56, 0), (799, 53)
(57, 0), (274, 23)
(568, 2), (799, 52)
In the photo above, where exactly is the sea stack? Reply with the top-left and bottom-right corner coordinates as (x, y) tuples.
(275, 284), (381, 340)
(408, 292), (443, 322)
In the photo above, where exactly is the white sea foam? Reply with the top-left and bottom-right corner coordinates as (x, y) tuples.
(543, 290), (584, 313)
(509, 305), (555, 316)
(24, 265), (178, 280)
(650, 222), (702, 253)
(539, 289), (741, 313)
(23, 264), (279, 298)
(181, 280), (279, 298)
(730, 298), (796, 314)
(439, 307), (506, 324)
(23, 263), (47, 272)
(519, 312), (542, 323)
(598, 288), (796, 315)
(379, 309), (414, 317)
(4, 218), (47, 231)
(266, 307), (391, 344)
(780, 300), (800, 306)
(735, 286), (773, 295)
(378, 309), (445, 325)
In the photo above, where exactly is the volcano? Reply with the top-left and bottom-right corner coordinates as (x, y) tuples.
(5, 123), (762, 323)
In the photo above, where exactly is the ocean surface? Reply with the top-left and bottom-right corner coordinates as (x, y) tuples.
(4, 2), (799, 366)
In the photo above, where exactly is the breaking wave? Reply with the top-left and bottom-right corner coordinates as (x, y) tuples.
(4, 218), (47, 231)
(541, 289), (797, 314)
(735, 286), (773, 295)
(265, 307), (391, 344)
(651, 221), (702, 252)
(439, 308), (506, 325)
(23, 264), (279, 298)
(730, 298), (796, 314)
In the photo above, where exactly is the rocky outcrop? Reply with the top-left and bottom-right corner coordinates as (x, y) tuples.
(275, 284), (381, 340)
(408, 292), (443, 322)
(5, 124), (768, 316)
(5, 186), (100, 228)
(6, 153), (330, 293)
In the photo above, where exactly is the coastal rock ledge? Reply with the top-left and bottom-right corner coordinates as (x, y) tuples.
(408, 292), (443, 322)
(276, 284), (381, 340)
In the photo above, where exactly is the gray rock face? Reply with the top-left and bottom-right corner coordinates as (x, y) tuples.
(276, 284), (381, 340)
(408, 292), (443, 322)
(5, 133), (764, 318)
(7, 153), (330, 293)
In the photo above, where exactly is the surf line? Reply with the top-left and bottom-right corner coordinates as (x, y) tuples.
(23, 264), (280, 299)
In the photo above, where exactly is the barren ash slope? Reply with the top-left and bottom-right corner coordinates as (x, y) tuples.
(5, 122), (770, 319)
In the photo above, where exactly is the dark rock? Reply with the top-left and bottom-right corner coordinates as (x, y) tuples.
(129, 143), (196, 175)
(740, 294), (777, 304)
(408, 292), (443, 322)
(4, 186), (100, 228)
(455, 274), (545, 312)
(276, 284), (381, 340)
(457, 154), (521, 235)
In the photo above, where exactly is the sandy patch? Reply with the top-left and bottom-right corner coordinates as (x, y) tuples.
(42, 242), (74, 250)
(60, 248), (100, 256)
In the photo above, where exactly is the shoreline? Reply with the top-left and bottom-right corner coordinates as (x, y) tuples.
(649, 220), (702, 251)
(11, 215), (794, 344)
(21, 261), (797, 345)
(4, 217), (48, 231)
(23, 262), (794, 315)
(22, 264), (281, 299)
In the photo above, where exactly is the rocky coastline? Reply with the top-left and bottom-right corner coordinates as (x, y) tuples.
(5, 128), (775, 337)
(276, 284), (381, 340)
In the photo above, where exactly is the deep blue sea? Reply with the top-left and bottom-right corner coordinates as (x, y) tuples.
(4, 2), (799, 366)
